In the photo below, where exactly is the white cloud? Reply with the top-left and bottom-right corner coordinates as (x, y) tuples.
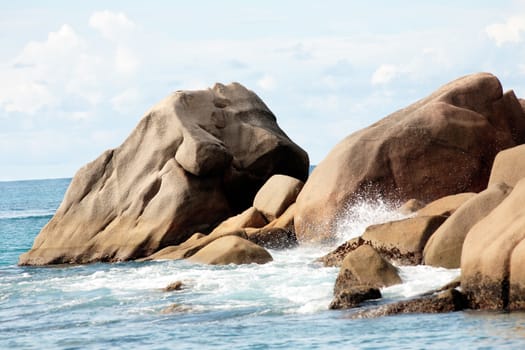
(257, 75), (276, 90)
(89, 10), (136, 41)
(486, 15), (525, 46)
(0, 24), (85, 114)
(111, 88), (140, 114)
(371, 64), (400, 85)
(114, 46), (140, 75)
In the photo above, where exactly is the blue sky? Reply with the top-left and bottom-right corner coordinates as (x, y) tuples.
(1, 1), (525, 180)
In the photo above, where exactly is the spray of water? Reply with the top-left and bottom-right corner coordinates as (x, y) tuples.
(334, 196), (409, 244)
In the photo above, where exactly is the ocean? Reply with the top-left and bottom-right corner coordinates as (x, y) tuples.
(1, 178), (525, 349)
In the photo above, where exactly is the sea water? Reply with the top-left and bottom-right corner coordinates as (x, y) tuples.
(1, 179), (525, 349)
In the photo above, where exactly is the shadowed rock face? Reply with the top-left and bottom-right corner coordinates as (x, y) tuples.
(295, 73), (525, 243)
(461, 178), (525, 310)
(19, 82), (309, 265)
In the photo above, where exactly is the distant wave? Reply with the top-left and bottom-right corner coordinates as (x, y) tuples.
(0, 209), (55, 220)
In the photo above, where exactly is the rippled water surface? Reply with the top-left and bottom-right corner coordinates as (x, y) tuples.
(1, 179), (525, 349)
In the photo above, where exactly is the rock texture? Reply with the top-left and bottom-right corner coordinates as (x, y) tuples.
(351, 289), (466, 318)
(330, 287), (381, 310)
(488, 144), (525, 187)
(19, 83), (308, 265)
(424, 183), (512, 268)
(416, 193), (476, 217)
(398, 199), (426, 215)
(245, 227), (297, 249)
(462, 178), (525, 310)
(295, 73), (525, 243)
(187, 236), (273, 265)
(330, 245), (400, 309)
(334, 245), (401, 294)
(253, 175), (304, 221)
(361, 215), (447, 265)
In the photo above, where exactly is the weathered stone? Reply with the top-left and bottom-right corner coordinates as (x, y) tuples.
(398, 199), (426, 215)
(424, 183), (512, 268)
(462, 178), (525, 310)
(163, 281), (184, 292)
(211, 207), (267, 235)
(253, 175), (304, 222)
(187, 235), (273, 265)
(488, 144), (525, 187)
(295, 73), (525, 243)
(141, 229), (248, 261)
(316, 237), (365, 267)
(417, 192), (476, 217)
(245, 227), (297, 249)
(19, 83), (308, 265)
(351, 289), (466, 318)
(334, 245), (401, 295)
(330, 286), (381, 310)
(263, 203), (296, 232)
(362, 215), (447, 265)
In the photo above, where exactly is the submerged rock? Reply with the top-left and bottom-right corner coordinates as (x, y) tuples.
(163, 281), (184, 292)
(295, 73), (525, 243)
(19, 83), (308, 266)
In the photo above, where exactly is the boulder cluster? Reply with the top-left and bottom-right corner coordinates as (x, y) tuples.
(19, 72), (525, 315)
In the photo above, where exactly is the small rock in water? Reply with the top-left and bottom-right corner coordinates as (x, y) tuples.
(349, 288), (467, 318)
(160, 303), (192, 314)
(163, 281), (184, 292)
(330, 286), (381, 310)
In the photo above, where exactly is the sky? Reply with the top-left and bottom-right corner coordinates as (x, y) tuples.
(2, 1), (525, 181)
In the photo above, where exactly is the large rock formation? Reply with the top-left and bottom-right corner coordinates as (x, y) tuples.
(295, 73), (525, 243)
(424, 183), (512, 268)
(19, 83), (308, 265)
(461, 178), (525, 310)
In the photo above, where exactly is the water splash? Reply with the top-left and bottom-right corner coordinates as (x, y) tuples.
(334, 197), (409, 244)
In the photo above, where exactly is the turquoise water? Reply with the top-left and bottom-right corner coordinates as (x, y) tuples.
(1, 179), (525, 349)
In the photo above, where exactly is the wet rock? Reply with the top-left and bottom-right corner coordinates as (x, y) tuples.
(333, 245), (401, 295)
(19, 82), (308, 266)
(163, 281), (184, 292)
(361, 215), (447, 265)
(245, 227), (297, 249)
(295, 73), (525, 243)
(330, 286), (381, 310)
(316, 237), (365, 267)
(351, 288), (467, 318)
(187, 235), (273, 265)
(160, 303), (192, 314)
